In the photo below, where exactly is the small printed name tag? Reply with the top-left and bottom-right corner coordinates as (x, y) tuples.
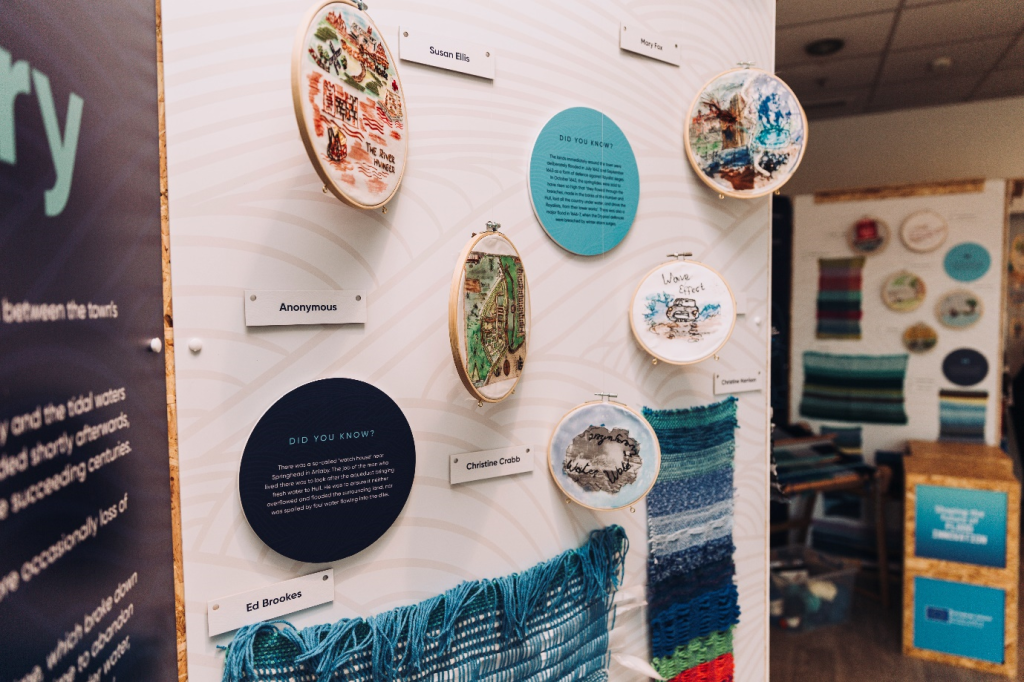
(244, 289), (366, 327)
(207, 569), (334, 636)
(399, 27), (495, 80)
(619, 23), (680, 66)
(714, 370), (764, 395)
(450, 446), (533, 485)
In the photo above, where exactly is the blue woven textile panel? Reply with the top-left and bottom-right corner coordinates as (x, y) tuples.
(643, 399), (740, 680)
(221, 526), (628, 682)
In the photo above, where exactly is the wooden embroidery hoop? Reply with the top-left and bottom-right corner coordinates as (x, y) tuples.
(936, 289), (984, 329)
(448, 222), (531, 404)
(547, 395), (661, 512)
(847, 216), (890, 255)
(900, 209), (948, 253)
(881, 270), (926, 312)
(291, 0), (408, 210)
(628, 253), (737, 365)
(683, 65), (808, 199)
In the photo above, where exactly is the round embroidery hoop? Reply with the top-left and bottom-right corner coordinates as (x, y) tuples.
(684, 66), (808, 199)
(448, 223), (531, 404)
(292, 0), (408, 209)
(900, 210), (948, 253)
(936, 289), (983, 329)
(847, 216), (890, 256)
(902, 322), (938, 354)
(881, 271), (926, 312)
(629, 255), (737, 365)
(547, 397), (661, 511)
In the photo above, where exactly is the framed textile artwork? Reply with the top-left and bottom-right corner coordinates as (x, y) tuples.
(847, 216), (890, 256)
(629, 257), (737, 364)
(881, 271), (926, 312)
(448, 226), (530, 403)
(815, 257), (864, 340)
(684, 67), (807, 198)
(238, 378), (416, 563)
(799, 351), (909, 424)
(292, 0), (407, 209)
(936, 289), (982, 329)
(528, 107), (640, 255)
(944, 242), (991, 282)
(548, 399), (661, 511)
(938, 390), (987, 443)
(900, 210), (948, 253)
(902, 322), (938, 354)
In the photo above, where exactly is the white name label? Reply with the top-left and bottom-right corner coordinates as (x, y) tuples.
(619, 23), (680, 66)
(244, 290), (366, 327)
(450, 446), (533, 485)
(399, 27), (495, 80)
(207, 569), (335, 636)
(714, 370), (764, 395)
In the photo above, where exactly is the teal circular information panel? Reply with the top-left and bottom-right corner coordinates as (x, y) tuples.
(528, 107), (640, 256)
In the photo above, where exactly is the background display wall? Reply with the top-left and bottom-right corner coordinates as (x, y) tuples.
(789, 181), (1007, 457)
(161, 1), (774, 679)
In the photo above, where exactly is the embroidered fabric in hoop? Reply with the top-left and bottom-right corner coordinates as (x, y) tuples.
(221, 526), (628, 682)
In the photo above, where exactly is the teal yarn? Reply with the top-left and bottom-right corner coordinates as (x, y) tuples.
(221, 525), (628, 681)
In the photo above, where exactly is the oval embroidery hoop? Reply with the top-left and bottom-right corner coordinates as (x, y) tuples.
(547, 396), (661, 512)
(881, 271), (926, 312)
(292, 0), (408, 209)
(900, 209), (948, 253)
(847, 216), (890, 256)
(629, 254), (737, 365)
(684, 66), (808, 199)
(936, 289), (983, 329)
(448, 222), (531, 404)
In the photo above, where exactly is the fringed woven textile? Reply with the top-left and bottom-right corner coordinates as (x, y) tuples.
(819, 425), (863, 458)
(642, 398), (739, 682)
(815, 257), (864, 340)
(800, 351), (909, 424)
(820, 425), (864, 518)
(221, 525), (628, 682)
(939, 390), (987, 442)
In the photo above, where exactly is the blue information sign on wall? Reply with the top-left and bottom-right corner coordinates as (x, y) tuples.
(528, 107), (640, 256)
(914, 576), (1005, 664)
(915, 485), (1007, 568)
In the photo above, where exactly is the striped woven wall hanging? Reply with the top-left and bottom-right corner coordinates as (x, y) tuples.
(642, 398), (740, 682)
(815, 257), (865, 340)
(800, 351), (909, 424)
(221, 526), (628, 682)
(938, 390), (987, 443)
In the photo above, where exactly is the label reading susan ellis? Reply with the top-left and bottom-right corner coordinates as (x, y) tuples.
(399, 27), (495, 80)
(619, 23), (680, 66)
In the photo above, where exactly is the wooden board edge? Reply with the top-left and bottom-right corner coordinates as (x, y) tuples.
(155, 1), (188, 679)
(814, 178), (987, 204)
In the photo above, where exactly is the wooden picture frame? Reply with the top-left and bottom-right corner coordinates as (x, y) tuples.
(291, 0), (408, 209)
(448, 226), (530, 404)
(684, 67), (808, 199)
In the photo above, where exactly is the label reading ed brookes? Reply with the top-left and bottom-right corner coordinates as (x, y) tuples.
(238, 379), (415, 563)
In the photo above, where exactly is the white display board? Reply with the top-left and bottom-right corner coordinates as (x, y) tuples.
(789, 181), (1007, 458)
(161, 1), (773, 679)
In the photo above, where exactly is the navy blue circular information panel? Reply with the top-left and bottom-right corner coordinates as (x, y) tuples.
(239, 378), (415, 563)
(942, 348), (989, 387)
(528, 107), (640, 256)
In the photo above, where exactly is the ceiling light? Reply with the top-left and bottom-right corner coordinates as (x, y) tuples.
(804, 38), (845, 57)
(930, 56), (953, 73)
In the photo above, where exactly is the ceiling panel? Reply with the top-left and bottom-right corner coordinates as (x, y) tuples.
(778, 56), (881, 92)
(999, 35), (1024, 70)
(868, 76), (977, 112)
(777, 12), (896, 67)
(777, 0), (899, 29)
(793, 87), (871, 119)
(890, 0), (1024, 51)
(973, 68), (1024, 99)
(880, 36), (1013, 83)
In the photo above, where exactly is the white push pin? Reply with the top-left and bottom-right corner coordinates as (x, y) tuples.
(188, 338), (203, 353)
(149, 338), (163, 353)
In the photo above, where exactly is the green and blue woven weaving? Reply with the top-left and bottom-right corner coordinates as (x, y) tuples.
(800, 351), (909, 424)
(221, 525), (628, 682)
(643, 398), (739, 682)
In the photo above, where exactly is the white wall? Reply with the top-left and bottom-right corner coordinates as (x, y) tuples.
(783, 97), (1024, 196)
(161, 1), (773, 680)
